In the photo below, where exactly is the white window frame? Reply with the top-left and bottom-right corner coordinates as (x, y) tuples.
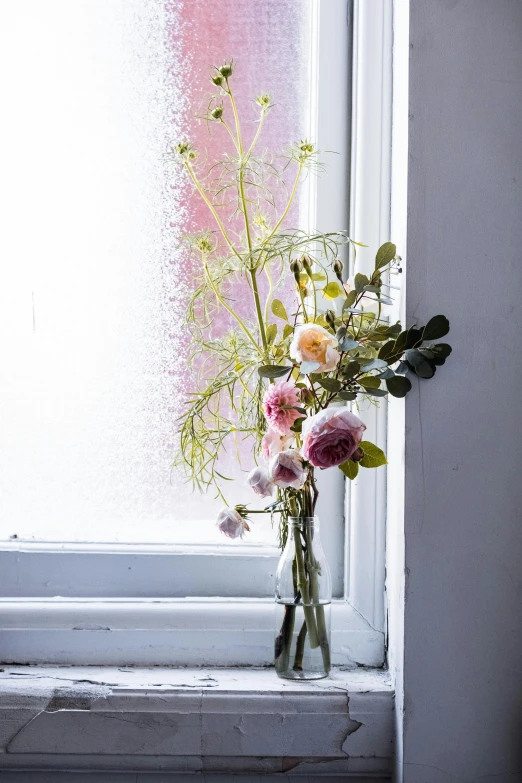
(0, 0), (393, 668)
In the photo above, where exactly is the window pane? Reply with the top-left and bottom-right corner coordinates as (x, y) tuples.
(0, 0), (312, 544)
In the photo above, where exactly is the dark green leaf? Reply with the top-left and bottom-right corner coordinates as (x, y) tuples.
(431, 342), (452, 358)
(342, 290), (358, 309)
(364, 285), (382, 293)
(405, 350), (435, 379)
(342, 360), (361, 378)
(258, 364), (291, 379)
(386, 375), (412, 398)
(406, 326), (424, 349)
(318, 378), (342, 393)
(375, 242), (397, 270)
(354, 273), (370, 293)
(422, 315), (450, 341)
(393, 330), (409, 355)
(290, 418), (305, 433)
(378, 341), (397, 362)
(364, 387), (388, 397)
(359, 441), (388, 468)
(338, 390), (357, 401)
(271, 299), (288, 321)
(339, 459), (359, 480)
(377, 367), (395, 379)
(336, 326), (347, 341)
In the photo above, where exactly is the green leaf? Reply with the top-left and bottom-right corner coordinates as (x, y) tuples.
(271, 299), (288, 321)
(354, 273), (370, 293)
(258, 364), (291, 379)
(358, 358), (388, 372)
(290, 417), (305, 433)
(422, 315), (450, 341)
(405, 326), (424, 349)
(339, 459), (359, 480)
(359, 375), (381, 389)
(300, 361), (321, 374)
(364, 284), (381, 293)
(342, 360), (361, 378)
(336, 326), (347, 341)
(323, 281), (344, 300)
(282, 323), (294, 340)
(378, 340), (397, 362)
(342, 290), (358, 309)
(404, 349), (435, 379)
(375, 242), (397, 270)
(386, 374), (412, 398)
(340, 337), (359, 352)
(338, 390), (357, 401)
(266, 323), (277, 345)
(431, 342), (452, 359)
(377, 367), (395, 380)
(393, 330), (409, 355)
(311, 272), (326, 281)
(365, 387), (388, 397)
(318, 378), (342, 393)
(359, 441), (387, 468)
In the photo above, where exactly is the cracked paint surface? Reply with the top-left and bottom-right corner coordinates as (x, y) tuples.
(0, 666), (393, 776)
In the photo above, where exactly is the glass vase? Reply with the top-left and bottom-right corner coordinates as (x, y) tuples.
(274, 516), (332, 679)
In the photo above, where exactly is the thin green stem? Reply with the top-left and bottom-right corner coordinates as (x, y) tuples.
(263, 163), (303, 244)
(202, 261), (261, 353)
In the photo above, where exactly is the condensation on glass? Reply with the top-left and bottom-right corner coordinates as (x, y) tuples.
(0, 0), (313, 543)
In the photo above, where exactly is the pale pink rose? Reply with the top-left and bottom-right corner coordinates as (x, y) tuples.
(216, 508), (250, 539)
(246, 466), (274, 498)
(289, 323), (340, 372)
(269, 449), (307, 490)
(261, 428), (292, 459)
(263, 381), (301, 436)
(301, 408), (366, 469)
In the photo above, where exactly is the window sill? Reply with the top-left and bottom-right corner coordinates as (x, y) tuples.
(0, 665), (393, 779)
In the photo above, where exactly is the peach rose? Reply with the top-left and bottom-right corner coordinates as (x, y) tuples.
(289, 323), (340, 372)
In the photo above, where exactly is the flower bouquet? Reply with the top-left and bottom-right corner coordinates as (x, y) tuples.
(173, 61), (451, 678)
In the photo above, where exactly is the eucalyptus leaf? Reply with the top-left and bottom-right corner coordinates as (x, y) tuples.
(406, 326), (424, 349)
(404, 350), (435, 379)
(431, 342), (452, 358)
(318, 378), (342, 393)
(354, 273), (370, 293)
(283, 324), (294, 340)
(363, 285), (382, 293)
(364, 387), (388, 397)
(338, 390), (357, 401)
(340, 337), (360, 352)
(359, 441), (387, 468)
(300, 361), (321, 375)
(386, 374), (412, 398)
(395, 361), (409, 375)
(271, 299), (288, 321)
(378, 340), (397, 362)
(258, 364), (291, 379)
(342, 360), (361, 378)
(377, 367), (395, 380)
(336, 326), (347, 341)
(342, 290), (358, 309)
(422, 315), (450, 341)
(359, 375), (381, 389)
(358, 358), (388, 372)
(339, 459), (359, 480)
(375, 242), (396, 270)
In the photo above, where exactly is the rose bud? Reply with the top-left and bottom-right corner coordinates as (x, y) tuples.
(269, 449), (307, 490)
(246, 466), (274, 498)
(216, 508), (250, 539)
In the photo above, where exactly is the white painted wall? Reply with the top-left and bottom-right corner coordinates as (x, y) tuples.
(401, 1), (522, 781)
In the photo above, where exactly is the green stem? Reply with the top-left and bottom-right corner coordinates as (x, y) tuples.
(293, 524), (319, 649)
(293, 621), (307, 671)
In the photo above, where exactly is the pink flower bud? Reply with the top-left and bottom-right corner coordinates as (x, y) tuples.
(246, 467), (274, 498)
(216, 508), (250, 539)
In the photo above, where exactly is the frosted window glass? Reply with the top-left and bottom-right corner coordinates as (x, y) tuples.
(0, 0), (312, 544)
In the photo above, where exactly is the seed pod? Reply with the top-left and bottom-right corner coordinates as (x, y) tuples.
(333, 258), (344, 280)
(300, 253), (313, 276)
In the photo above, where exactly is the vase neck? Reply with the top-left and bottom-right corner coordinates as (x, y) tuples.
(288, 516), (319, 536)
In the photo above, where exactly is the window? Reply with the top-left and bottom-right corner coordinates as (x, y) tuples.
(0, 0), (393, 667)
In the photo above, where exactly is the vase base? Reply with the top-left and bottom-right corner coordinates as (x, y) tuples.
(275, 669), (330, 680)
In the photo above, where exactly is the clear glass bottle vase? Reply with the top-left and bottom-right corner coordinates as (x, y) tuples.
(274, 516), (332, 679)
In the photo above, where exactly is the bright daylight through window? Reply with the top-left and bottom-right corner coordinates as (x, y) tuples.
(0, 0), (313, 546)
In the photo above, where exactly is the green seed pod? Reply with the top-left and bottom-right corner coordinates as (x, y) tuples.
(219, 61), (233, 79)
(211, 73), (224, 87)
(300, 253), (313, 276)
(333, 257), (344, 280)
(210, 105), (224, 121)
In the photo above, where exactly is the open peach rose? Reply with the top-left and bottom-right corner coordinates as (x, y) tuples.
(289, 323), (340, 372)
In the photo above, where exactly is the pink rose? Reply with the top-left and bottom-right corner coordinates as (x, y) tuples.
(261, 428), (292, 459)
(301, 408), (366, 469)
(263, 381), (301, 435)
(246, 466), (274, 498)
(269, 449), (307, 489)
(216, 508), (250, 539)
